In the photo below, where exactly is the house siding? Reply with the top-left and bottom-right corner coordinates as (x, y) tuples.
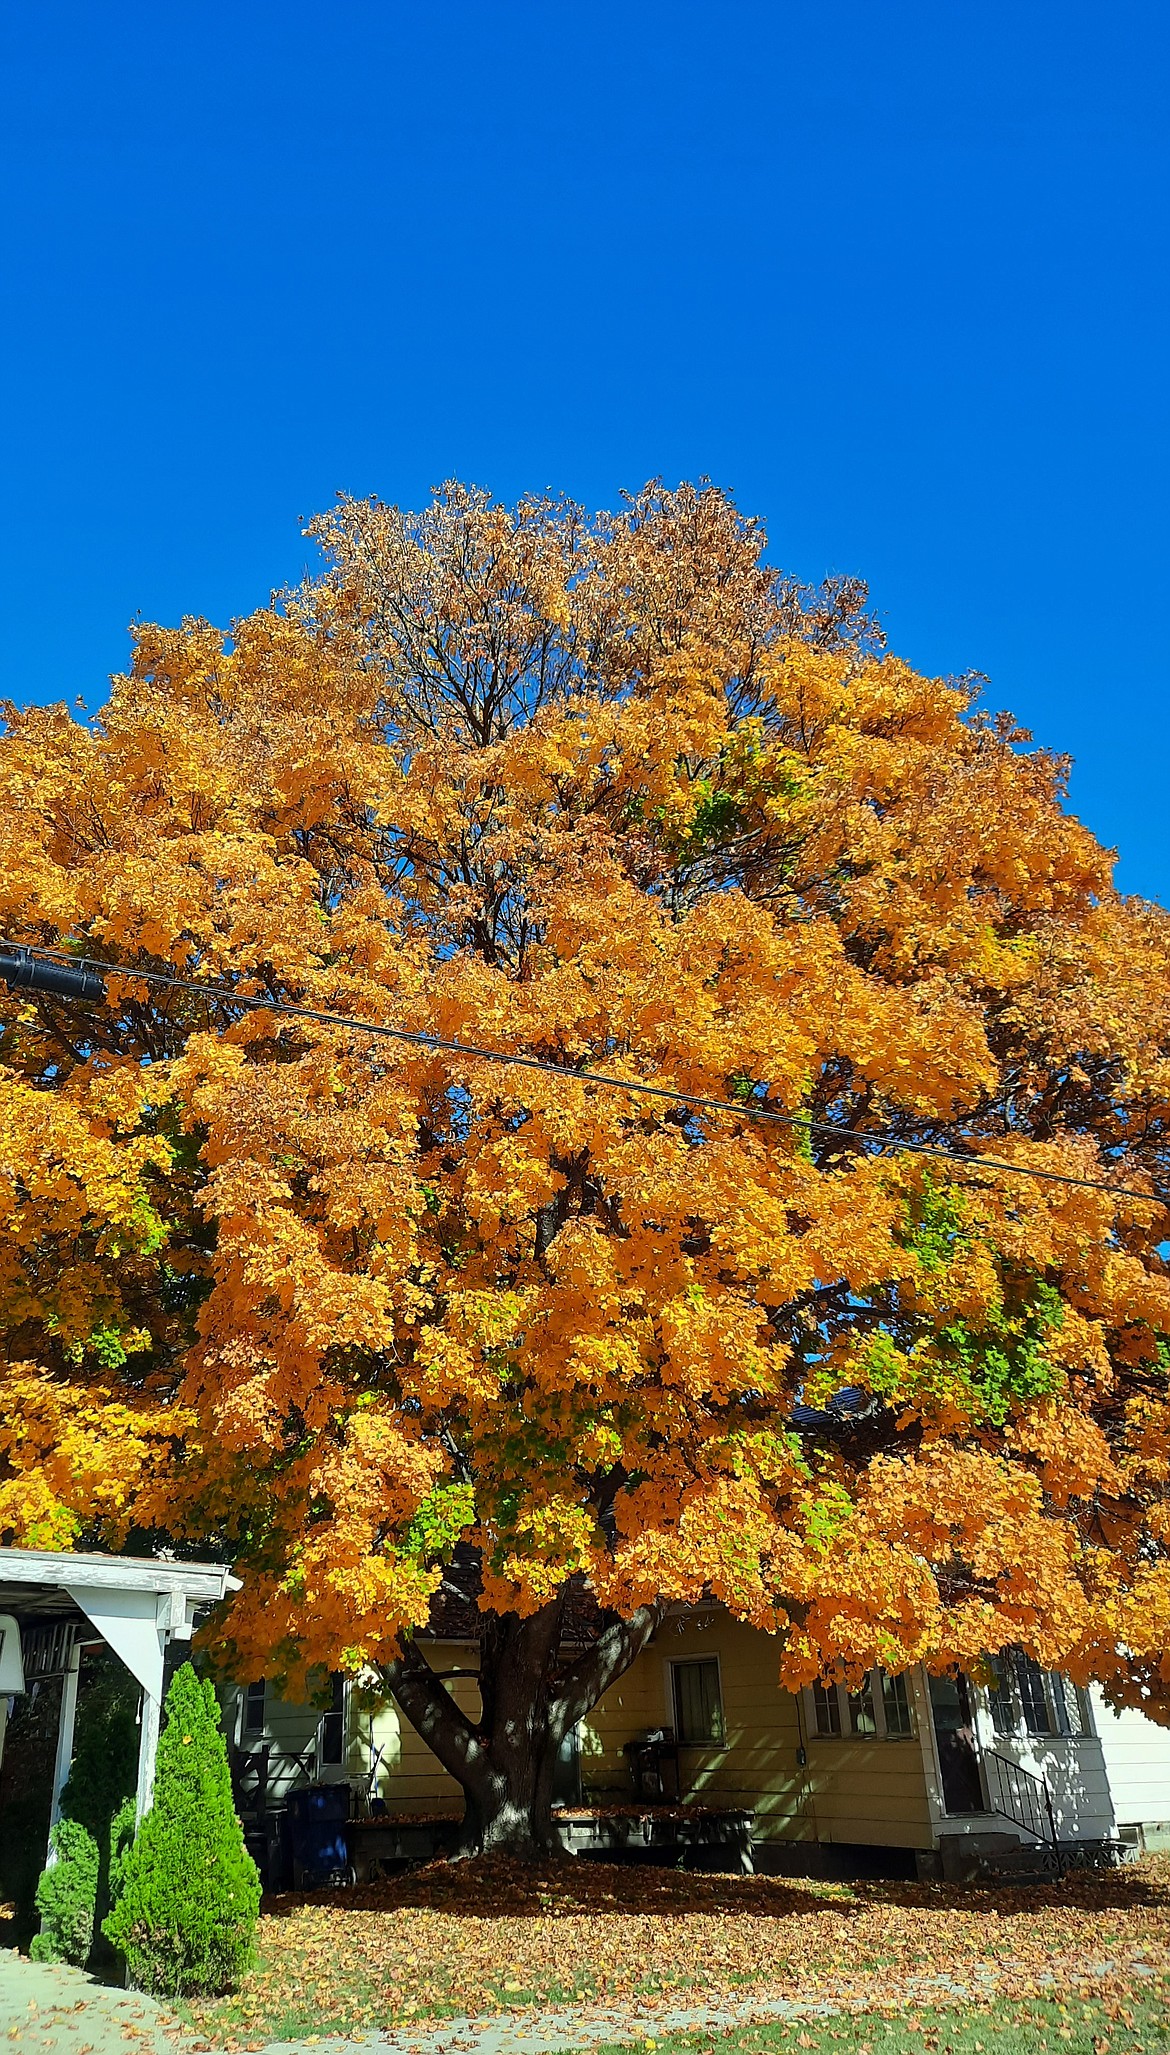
(585, 1613), (805, 1837)
(222, 1674), (354, 1800)
(365, 1640), (481, 1815)
(223, 1625), (1137, 1864)
(585, 1613), (935, 1848)
(1090, 1689), (1170, 1840)
(803, 1737), (934, 1849)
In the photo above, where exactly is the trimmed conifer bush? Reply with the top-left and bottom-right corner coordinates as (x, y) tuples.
(30, 1819), (99, 1965)
(29, 1654), (140, 1966)
(107, 1795), (138, 1912)
(103, 1662), (260, 1996)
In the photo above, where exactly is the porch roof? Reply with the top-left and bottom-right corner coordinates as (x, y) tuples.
(0, 1544), (236, 1626)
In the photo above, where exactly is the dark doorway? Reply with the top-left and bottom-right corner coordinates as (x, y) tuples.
(928, 1673), (985, 1815)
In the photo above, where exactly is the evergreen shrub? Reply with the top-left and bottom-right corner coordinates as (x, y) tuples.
(103, 1662), (260, 1996)
(28, 1655), (141, 1966)
(30, 1819), (99, 1965)
(108, 1795), (138, 1911)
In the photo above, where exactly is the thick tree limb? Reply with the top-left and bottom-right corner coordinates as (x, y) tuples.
(551, 1601), (668, 1740)
(376, 1636), (487, 1789)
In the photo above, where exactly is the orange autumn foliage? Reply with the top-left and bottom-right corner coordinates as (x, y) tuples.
(1, 479), (1169, 1728)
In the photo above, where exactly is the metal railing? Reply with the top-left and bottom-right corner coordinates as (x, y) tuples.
(984, 1749), (1059, 1850)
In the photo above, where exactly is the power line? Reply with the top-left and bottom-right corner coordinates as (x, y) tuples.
(0, 942), (1161, 1207)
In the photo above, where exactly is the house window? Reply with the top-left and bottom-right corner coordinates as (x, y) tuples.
(1016, 1654), (1056, 1736)
(808, 1670), (915, 1740)
(671, 1658), (724, 1745)
(847, 1676), (877, 1736)
(319, 1673), (346, 1766)
(881, 1671), (914, 1737)
(986, 1654), (1015, 1735)
(1054, 1676), (1089, 1737)
(986, 1651), (1087, 1738)
(243, 1679), (266, 1735)
(812, 1681), (842, 1737)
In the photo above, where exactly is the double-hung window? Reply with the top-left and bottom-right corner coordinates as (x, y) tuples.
(319, 1672), (346, 1766)
(808, 1669), (915, 1740)
(880, 1670), (914, 1736)
(670, 1657), (725, 1745)
(986, 1651), (1090, 1739)
(242, 1678), (266, 1737)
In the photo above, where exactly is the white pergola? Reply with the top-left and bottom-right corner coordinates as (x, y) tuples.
(0, 1545), (238, 1831)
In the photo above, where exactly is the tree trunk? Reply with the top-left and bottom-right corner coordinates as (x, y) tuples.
(377, 1598), (665, 1858)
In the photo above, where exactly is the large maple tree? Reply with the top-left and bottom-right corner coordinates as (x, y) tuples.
(3, 481), (1170, 1855)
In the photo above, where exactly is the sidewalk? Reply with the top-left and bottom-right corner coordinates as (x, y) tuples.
(0, 1948), (185, 2055)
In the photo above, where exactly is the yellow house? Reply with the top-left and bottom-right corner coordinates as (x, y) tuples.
(225, 1601), (1147, 1885)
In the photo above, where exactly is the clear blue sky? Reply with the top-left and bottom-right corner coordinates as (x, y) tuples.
(2, 3), (1167, 897)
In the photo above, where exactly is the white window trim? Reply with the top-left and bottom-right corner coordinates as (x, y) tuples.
(240, 1677), (266, 1743)
(803, 1667), (917, 1742)
(662, 1651), (727, 1749)
(315, 1672), (350, 1778)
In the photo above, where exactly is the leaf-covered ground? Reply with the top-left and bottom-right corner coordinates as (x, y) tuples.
(182, 1855), (1170, 2049)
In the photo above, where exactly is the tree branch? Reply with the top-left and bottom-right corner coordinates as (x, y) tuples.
(551, 1602), (668, 1740)
(375, 1636), (487, 1789)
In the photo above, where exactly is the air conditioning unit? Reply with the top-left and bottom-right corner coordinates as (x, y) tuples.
(0, 1614), (26, 1693)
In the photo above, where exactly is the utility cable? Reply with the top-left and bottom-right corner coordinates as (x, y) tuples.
(0, 942), (1161, 1207)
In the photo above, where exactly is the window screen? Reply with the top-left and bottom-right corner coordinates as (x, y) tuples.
(243, 1679), (266, 1735)
(671, 1659), (724, 1744)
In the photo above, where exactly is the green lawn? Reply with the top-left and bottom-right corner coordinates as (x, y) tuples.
(589, 1988), (1170, 2055)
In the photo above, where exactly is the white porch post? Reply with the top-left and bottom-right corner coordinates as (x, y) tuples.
(48, 1637), (82, 1837)
(135, 1686), (162, 1821)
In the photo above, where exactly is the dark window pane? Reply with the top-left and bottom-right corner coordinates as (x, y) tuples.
(672, 1659), (724, 1744)
(244, 1679), (266, 1735)
(987, 1655), (1015, 1735)
(320, 1673), (346, 1764)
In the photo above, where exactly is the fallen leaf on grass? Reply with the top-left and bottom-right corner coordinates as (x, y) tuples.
(186, 1851), (1170, 2043)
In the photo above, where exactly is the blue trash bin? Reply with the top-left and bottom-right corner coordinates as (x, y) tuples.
(287, 1785), (353, 1887)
